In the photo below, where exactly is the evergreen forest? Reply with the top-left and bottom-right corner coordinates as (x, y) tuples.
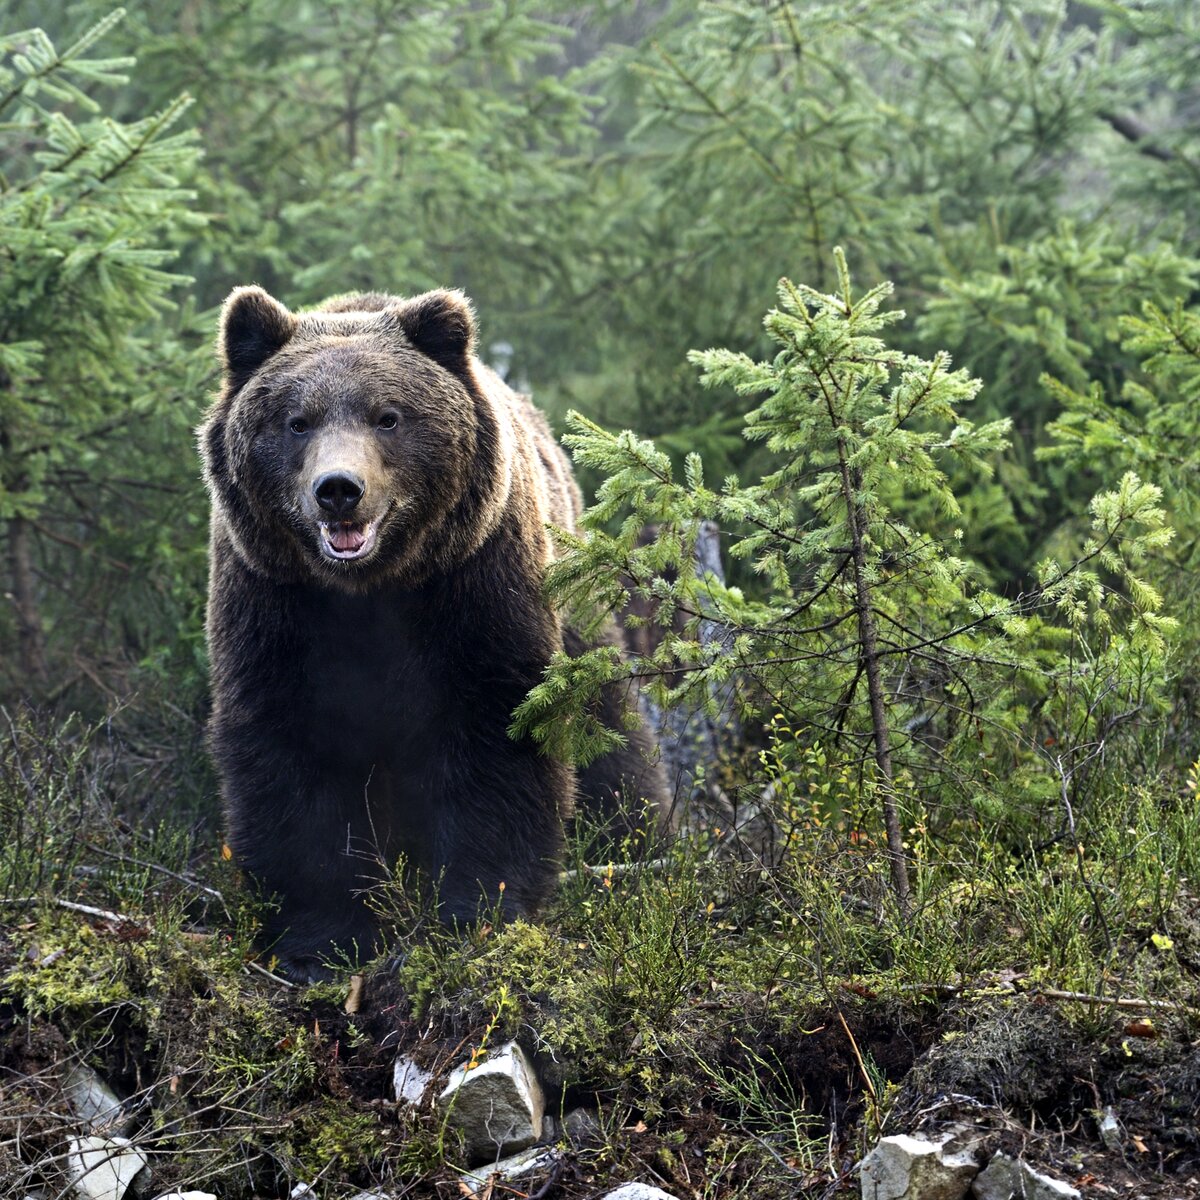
(2, 3), (1200, 1197)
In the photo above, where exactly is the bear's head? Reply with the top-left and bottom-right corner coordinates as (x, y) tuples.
(202, 286), (513, 589)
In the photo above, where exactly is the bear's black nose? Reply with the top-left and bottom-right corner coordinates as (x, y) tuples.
(314, 471), (365, 516)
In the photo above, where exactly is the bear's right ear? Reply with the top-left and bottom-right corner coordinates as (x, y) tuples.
(219, 286), (296, 388)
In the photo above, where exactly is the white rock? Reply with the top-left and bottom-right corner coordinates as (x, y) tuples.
(601, 1185), (681, 1200)
(150, 1193), (217, 1200)
(438, 1041), (545, 1164)
(64, 1066), (129, 1135)
(392, 1053), (433, 1105)
(459, 1146), (561, 1196)
(972, 1154), (1080, 1200)
(1097, 1106), (1122, 1153)
(861, 1134), (978, 1200)
(67, 1136), (149, 1200)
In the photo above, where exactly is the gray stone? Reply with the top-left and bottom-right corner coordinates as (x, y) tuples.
(438, 1041), (545, 1164)
(149, 1194), (217, 1200)
(643, 520), (739, 803)
(64, 1066), (129, 1136)
(971, 1154), (1080, 1200)
(392, 1053), (433, 1105)
(600, 1185), (681, 1200)
(861, 1134), (979, 1200)
(563, 1106), (603, 1143)
(458, 1146), (561, 1196)
(67, 1136), (149, 1200)
(971, 1157), (1020, 1200)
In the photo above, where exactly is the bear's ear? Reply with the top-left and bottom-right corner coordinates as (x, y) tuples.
(393, 289), (476, 372)
(219, 286), (296, 387)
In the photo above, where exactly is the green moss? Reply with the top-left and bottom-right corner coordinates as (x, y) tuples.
(4, 916), (136, 1018)
(286, 1100), (385, 1177)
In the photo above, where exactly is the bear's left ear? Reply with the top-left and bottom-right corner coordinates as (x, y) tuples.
(219, 286), (297, 388)
(393, 289), (476, 372)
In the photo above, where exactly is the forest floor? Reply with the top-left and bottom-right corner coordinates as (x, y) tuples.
(1, 715), (1199, 1199)
(2, 908), (1198, 1199)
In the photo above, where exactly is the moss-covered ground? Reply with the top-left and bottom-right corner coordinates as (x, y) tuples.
(1, 712), (1198, 1198)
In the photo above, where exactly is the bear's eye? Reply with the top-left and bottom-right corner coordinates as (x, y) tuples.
(377, 412), (399, 431)
(289, 417), (310, 436)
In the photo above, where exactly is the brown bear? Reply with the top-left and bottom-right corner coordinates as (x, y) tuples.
(201, 285), (665, 981)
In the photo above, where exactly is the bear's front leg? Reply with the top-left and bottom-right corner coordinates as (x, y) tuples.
(217, 734), (384, 981)
(427, 728), (571, 927)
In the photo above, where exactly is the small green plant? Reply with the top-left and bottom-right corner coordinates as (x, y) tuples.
(692, 1038), (825, 1182)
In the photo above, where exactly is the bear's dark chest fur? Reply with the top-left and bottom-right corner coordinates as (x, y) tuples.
(295, 584), (446, 761)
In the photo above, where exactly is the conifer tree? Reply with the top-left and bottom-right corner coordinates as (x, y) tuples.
(514, 250), (1174, 916)
(0, 11), (203, 695)
(534, 1), (1199, 580)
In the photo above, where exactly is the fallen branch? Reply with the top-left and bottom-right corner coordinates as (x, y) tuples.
(85, 842), (231, 918)
(243, 959), (297, 988)
(873, 977), (1199, 1017)
(0, 896), (142, 925)
(1028, 986), (1198, 1017)
(559, 857), (669, 882)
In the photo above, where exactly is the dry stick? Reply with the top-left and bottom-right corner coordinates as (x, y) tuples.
(0, 896), (140, 924)
(1029, 987), (1198, 1017)
(559, 857), (670, 882)
(86, 841), (229, 911)
(835, 1009), (878, 1110)
(888, 979), (1199, 1017)
(243, 959), (296, 988)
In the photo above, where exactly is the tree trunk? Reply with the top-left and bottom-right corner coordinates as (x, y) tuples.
(838, 454), (911, 919)
(7, 515), (48, 691)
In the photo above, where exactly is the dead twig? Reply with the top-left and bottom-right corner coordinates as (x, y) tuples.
(0, 896), (142, 925)
(558, 857), (670, 882)
(243, 958), (297, 988)
(886, 977), (1199, 1017)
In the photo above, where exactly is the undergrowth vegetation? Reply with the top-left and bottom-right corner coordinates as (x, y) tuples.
(1, 695), (1198, 1195)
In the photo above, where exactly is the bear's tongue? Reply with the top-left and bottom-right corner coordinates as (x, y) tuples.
(328, 524), (366, 553)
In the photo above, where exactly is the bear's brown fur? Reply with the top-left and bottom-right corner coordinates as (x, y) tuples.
(201, 286), (665, 980)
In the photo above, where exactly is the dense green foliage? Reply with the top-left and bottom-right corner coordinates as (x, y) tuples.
(1, 3), (1200, 1195)
(0, 13), (209, 701)
(515, 251), (1177, 912)
(2, 1), (1198, 711)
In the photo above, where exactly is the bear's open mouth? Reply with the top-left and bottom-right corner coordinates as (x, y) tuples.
(319, 520), (378, 562)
